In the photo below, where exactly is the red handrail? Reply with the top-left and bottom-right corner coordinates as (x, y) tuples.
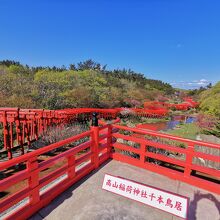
(0, 125), (113, 219)
(0, 123), (219, 219)
(112, 124), (220, 149)
(111, 124), (220, 195)
(0, 130), (92, 170)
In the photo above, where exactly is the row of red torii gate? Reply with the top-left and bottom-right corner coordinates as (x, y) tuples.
(0, 98), (199, 159)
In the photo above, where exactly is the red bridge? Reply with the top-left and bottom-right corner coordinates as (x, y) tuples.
(0, 108), (219, 219)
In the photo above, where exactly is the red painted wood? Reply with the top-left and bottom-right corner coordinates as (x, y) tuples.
(0, 114), (219, 219)
(111, 124), (220, 195)
(0, 129), (98, 219)
(0, 106), (170, 160)
(90, 126), (100, 168)
(112, 124), (220, 149)
(113, 142), (140, 154)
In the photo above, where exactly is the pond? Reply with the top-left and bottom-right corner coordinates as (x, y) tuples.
(137, 115), (196, 131)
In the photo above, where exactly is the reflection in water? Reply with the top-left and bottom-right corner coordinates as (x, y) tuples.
(137, 116), (196, 131)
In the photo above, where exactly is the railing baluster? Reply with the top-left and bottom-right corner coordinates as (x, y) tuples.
(107, 124), (112, 156)
(140, 143), (146, 165)
(67, 155), (76, 179)
(184, 144), (194, 177)
(91, 126), (99, 169)
(27, 156), (40, 205)
(90, 112), (100, 169)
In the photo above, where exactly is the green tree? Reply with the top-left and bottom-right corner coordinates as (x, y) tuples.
(199, 81), (220, 116)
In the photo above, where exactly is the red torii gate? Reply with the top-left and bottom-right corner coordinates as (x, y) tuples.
(0, 104), (186, 160)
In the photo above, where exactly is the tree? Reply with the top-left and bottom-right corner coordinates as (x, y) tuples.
(69, 64), (76, 70)
(77, 59), (106, 72)
(0, 59), (175, 109)
(0, 60), (21, 67)
(206, 83), (212, 89)
(199, 81), (220, 116)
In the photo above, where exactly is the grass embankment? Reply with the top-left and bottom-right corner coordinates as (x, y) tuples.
(164, 123), (201, 140)
(119, 117), (169, 127)
(140, 117), (169, 123)
(169, 108), (197, 116)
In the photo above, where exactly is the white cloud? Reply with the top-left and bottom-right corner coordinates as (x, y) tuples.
(200, 79), (208, 82)
(170, 79), (211, 89)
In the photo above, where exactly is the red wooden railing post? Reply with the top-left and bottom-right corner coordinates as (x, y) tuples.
(184, 144), (194, 177)
(67, 155), (76, 179)
(140, 143), (146, 165)
(107, 124), (112, 157)
(27, 156), (40, 205)
(90, 112), (99, 169)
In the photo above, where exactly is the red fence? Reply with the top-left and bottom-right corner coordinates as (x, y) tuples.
(0, 123), (115, 219)
(111, 124), (220, 195)
(0, 121), (219, 219)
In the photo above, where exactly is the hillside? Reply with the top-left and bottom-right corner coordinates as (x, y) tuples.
(0, 60), (175, 109)
(199, 81), (220, 116)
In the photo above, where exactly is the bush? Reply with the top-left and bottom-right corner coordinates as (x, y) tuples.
(31, 123), (89, 151)
(196, 113), (220, 138)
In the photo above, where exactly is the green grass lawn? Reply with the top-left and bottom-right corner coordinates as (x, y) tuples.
(164, 123), (201, 140)
(140, 117), (169, 123)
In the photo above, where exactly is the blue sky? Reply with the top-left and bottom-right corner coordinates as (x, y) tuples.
(0, 0), (220, 89)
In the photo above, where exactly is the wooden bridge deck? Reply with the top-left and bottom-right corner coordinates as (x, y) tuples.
(30, 160), (220, 220)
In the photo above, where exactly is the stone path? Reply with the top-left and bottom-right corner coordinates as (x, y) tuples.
(30, 160), (220, 220)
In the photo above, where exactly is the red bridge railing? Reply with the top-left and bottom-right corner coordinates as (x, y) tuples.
(0, 122), (115, 219)
(0, 118), (219, 219)
(111, 124), (220, 195)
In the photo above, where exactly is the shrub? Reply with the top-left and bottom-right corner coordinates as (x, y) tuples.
(31, 122), (89, 151)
